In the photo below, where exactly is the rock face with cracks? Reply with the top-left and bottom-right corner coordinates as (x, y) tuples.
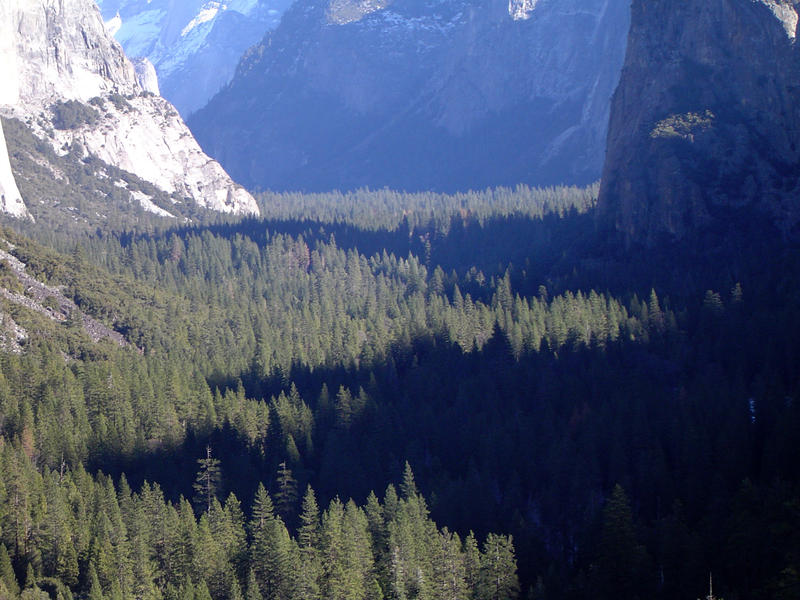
(0, 0), (258, 218)
(597, 0), (800, 247)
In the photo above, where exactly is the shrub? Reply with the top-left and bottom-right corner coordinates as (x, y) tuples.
(51, 100), (101, 130)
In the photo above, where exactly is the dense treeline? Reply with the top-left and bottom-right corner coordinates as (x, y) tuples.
(0, 444), (517, 600)
(0, 182), (797, 600)
(0, 222), (661, 474)
(254, 185), (597, 233)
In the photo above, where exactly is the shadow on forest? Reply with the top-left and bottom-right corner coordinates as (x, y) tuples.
(112, 203), (798, 306)
(89, 321), (690, 561)
(84, 206), (800, 596)
(116, 209), (598, 300)
(89, 204), (800, 524)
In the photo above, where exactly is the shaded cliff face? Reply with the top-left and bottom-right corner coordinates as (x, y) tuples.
(0, 0), (258, 217)
(189, 0), (630, 193)
(598, 0), (800, 247)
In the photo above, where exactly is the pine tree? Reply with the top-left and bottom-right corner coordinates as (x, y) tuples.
(246, 568), (263, 600)
(364, 491), (386, 570)
(274, 462), (298, 523)
(342, 500), (376, 600)
(262, 518), (296, 600)
(194, 514), (226, 598)
(251, 483), (275, 530)
(0, 544), (20, 597)
(130, 535), (158, 600)
(179, 578), (195, 600)
(193, 446), (222, 515)
(195, 580), (212, 600)
(298, 486), (320, 550)
(25, 564), (36, 591)
(217, 494), (248, 579)
(384, 485), (400, 523)
(229, 575), (244, 600)
(88, 566), (104, 600)
(479, 534), (519, 600)
(595, 484), (648, 600)
(321, 498), (347, 600)
(433, 529), (466, 600)
(648, 289), (665, 333)
(400, 462), (418, 500)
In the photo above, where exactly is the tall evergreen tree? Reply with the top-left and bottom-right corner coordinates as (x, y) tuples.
(274, 462), (298, 523)
(594, 484), (649, 600)
(400, 463), (418, 501)
(246, 568), (263, 600)
(193, 446), (222, 515)
(479, 534), (519, 600)
(0, 544), (20, 597)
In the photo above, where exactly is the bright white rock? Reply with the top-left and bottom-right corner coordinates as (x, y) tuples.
(0, 0), (259, 218)
(0, 121), (29, 219)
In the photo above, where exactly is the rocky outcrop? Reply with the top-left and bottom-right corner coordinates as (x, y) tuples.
(0, 0), (259, 217)
(597, 0), (800, 247)
(0, 244), (127, 347)
(132, 57), (160, 95)
(97, 0), (295, 116)
(190, 0), (630, 193)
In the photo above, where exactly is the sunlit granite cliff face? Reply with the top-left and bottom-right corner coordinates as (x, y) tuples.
(190, 0), (630, 193)
(0, 121), (27, 219)
(598, 0), (800, 246)
(0, 0), (258, 218)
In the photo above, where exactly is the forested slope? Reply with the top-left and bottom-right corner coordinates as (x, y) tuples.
(0, 183), (796, 600)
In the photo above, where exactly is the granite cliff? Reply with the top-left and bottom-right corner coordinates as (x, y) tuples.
(598, 0), (800, 247)
(0, 0), (258, 218)
(0, 121), (26, 219)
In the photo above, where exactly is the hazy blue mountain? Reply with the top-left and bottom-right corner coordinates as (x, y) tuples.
(189, 0), (630, 193)
(96, 0), (294, 116)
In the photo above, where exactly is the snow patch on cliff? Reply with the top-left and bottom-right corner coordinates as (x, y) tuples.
(181, 3), (222, 37)
(509, 0), (537, 21)
(105, 12), (122, 36)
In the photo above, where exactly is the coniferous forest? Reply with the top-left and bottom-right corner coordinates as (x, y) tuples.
(0, 178), (798, 600)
